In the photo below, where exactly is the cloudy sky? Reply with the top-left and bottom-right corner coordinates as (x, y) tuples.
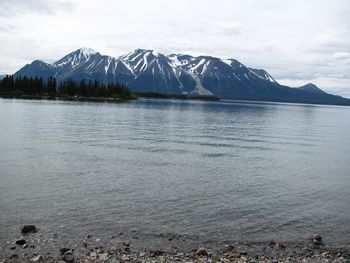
(1, 0), (349, 97)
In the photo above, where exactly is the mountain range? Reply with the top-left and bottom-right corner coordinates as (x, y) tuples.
(13, 47), (350, 105)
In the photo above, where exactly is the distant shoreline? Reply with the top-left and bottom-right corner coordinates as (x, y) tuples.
(0, 93), (220, 103)
(0, 95), (134, 103)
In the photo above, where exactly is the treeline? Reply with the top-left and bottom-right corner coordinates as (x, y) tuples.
(0, 75), (136, 99)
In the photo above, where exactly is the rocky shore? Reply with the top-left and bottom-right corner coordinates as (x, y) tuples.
(1, 225), (349, 263)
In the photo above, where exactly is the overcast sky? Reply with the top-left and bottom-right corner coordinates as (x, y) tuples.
(1, 0), (349, 97)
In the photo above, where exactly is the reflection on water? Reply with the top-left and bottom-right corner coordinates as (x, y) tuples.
(0, 98), (350, 248)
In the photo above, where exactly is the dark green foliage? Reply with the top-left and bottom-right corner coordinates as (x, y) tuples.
(0, 75), (135, 100)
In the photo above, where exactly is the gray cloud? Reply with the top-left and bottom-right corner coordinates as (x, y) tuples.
(333, 52), (350, 60)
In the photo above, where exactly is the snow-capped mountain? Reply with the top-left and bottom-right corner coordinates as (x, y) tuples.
(13, 48), (350, 105)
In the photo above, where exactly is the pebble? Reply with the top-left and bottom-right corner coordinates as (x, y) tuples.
(31, 255), (43, 262)
(60, 248), (71, 255)
(195, 247), (208, 256)
(276, 241), (287, 249)
(62, 254), (74, 263)
(21, 225), (37, 234)
(15, 238), (27, 245)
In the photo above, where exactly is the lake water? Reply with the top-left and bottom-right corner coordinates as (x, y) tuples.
(0, 98), (349, 251)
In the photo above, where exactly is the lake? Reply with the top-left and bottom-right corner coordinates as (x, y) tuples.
(0, 98), (349, 252)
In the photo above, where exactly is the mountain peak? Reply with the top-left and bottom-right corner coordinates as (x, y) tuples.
(299, 83), (325, 94)
(76, 47), (98, 56)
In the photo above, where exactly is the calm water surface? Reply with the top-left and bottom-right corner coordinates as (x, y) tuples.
(0, 98), (349, 249)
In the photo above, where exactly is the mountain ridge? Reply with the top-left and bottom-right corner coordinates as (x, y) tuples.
(14, 47), (350, 106)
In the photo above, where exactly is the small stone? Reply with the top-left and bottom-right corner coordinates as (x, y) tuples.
(90, 252), (97, 258)
(15, 238), (27, 245)
(122, 240), (130, 247)
(62, 254), (74, 263)
(31, 255), (43, 262)
(269, 241), (276, 246)
(313, 234), (322, 242)
(22, 244), (28, 249)
(139, 252), (147, 257)
(99, 252), (110, 261)
(276, 241), (287, 249)
(21, 225), (37, 234)
(312, 234), (323, 245)
(223, 244), (235, 251)
(303, 246), (313, 251)
(60, 248), (71, 255)
(195, 247), (208, 257)
(228, 252), (241, 258)
(150, 249), (164, 257)
(109, 246), (118, 253)
(9, 245), (16, 250)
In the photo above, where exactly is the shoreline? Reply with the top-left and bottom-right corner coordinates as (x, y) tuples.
(0, 95), (134, 103)
(1, 227), (349, 262)
(0, 94), (220, 103)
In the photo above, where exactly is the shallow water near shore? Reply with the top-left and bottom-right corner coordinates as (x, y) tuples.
(0, 98), (349, 254)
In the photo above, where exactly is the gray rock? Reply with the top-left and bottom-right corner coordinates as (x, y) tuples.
(15, 238), (26, 245)
(31, 255), (43, 262)
(60, 248), (71, 255)
(9, 245), (16, 250)
(62, 254), (74, 263)
(21, 225), (37, 234)
(195, 247), (208, 256)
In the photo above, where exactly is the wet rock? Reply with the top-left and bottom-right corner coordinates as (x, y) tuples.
(15, 238), (27, 245)
(60, 248), (71, 255)
(195, 247), (208, 256)
(150, 249), (165, 257)
(31, 255), (43, 262)
(276, 241), (287, 249)
(223, 244), (235, 251)
(225, 252), (241, 258)
(269, 241), (276, 247)
(21, 225), (37, 234)
(8, 254), (19, 259)
(99, 252), (110, 261)
(303, 246), (313, 252)
(313, 234), (323, 245)
(313, 234), (322, 242)
(62, 254), (74, 263)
